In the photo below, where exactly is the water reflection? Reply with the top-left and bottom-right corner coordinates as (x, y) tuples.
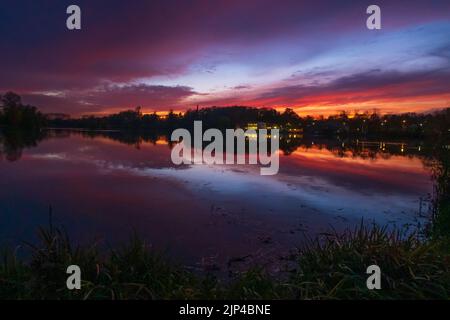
(0, 129), (46, 161)
(0, 129), (436, 268)
(0, 128), (432, 162)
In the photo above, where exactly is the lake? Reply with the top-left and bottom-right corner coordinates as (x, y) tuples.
(0, 129), (435, 272)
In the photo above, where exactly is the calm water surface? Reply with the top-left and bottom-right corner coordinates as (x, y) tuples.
(0, 130), (434, 269)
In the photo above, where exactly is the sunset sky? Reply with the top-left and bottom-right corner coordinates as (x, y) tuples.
(1, 0), (449, 116)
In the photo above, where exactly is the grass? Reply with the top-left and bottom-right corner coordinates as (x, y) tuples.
(1, 222), (449, 300)
(290, 224), (450, 299)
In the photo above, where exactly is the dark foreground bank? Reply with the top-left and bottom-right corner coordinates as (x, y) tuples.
(1, 223), (449, 300)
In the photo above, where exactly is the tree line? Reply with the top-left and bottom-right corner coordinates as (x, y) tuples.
(1, 92), (449, 138)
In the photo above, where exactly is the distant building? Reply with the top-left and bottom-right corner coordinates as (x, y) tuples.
(287, 127), (303, 133)
(45, 113), (70, 120)
(246, 122), (267, 130)
(246, 122), (303, 133)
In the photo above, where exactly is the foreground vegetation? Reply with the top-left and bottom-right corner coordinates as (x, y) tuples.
(1, 223), (449, 300)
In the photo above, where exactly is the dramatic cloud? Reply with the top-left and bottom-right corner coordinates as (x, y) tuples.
(21, 84), (197, 115)
(1, 0), (449, 115)
(259, 70), (450, 102)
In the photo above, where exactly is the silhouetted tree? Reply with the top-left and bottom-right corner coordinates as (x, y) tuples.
(0, 92), (45, 129)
